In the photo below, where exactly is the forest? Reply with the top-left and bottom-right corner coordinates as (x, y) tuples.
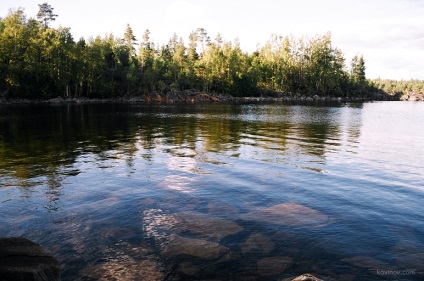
(0, 4), (421, 100)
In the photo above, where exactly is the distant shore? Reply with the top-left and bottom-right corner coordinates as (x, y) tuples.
(0, 90), (406, 105)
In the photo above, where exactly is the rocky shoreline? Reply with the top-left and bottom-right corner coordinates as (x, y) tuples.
(0, 237), (324, 281)
(399, 92), (424, 101)
(0, 90), (405, 105)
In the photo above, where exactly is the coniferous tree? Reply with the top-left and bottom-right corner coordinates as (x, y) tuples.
(350, 54), (366, 88)
(1, 6), (396, 99)
(36, 3), (57, 28)
(124, 24), (137, 57)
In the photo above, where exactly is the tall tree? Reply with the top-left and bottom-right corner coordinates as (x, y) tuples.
(124, 24), (137, 57)
(351, 54), (366, 85)
(188, 31), (198, 61)
(196, 28), (210, 56)
(36, 3), (57, 28)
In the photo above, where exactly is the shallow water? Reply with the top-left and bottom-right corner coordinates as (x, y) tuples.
(0, 102), (423, 280)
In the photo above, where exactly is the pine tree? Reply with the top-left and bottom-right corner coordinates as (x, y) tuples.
(36, 3), (57, 28)
(351, 54), (366, 88)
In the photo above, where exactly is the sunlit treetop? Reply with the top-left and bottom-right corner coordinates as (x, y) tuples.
(36, 2), (57, 28)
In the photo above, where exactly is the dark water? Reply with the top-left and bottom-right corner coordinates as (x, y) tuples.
(0, 102), (423, 280)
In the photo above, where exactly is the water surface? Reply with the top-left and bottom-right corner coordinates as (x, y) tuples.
(0, 102), (423, 280)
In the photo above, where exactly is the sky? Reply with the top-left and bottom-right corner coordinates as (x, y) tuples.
(1, 0), (423, 80)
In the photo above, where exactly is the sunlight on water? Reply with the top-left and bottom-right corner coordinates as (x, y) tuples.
(0, 102), (423, 280)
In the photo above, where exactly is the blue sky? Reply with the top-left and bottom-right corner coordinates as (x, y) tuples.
(1, 0), (423, 80)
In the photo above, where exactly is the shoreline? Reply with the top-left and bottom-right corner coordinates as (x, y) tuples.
(0, 91), (405, 105)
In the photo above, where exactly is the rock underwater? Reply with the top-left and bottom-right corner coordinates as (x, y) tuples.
(0, 237), (60, 281)
(240, 202), (329, 227)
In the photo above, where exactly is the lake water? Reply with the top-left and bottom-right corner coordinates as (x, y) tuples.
(0, 101), (423, 280)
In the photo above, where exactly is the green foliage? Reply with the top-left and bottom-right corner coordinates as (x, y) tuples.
(255, 33), (350, 96)
(371, 79), (424, 95)
(0, 7), (386, 99)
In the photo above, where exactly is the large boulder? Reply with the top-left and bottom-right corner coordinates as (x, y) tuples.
(0, 237), (59, 281)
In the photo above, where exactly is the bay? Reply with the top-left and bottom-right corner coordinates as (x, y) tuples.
(0, 101), (423, 280)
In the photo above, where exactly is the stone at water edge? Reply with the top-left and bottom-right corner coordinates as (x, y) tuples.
(292, 273), (324, 281)
(280, 273), (326, 281)
(0, 237), (60, 281)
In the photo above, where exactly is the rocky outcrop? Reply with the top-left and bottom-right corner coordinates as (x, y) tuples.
(2, 89), (400, 104)
(240, 202), (329, 227)
(135, 91), (223, 103)
(400, 92), (424, 101)
(0, 237), (59, 281)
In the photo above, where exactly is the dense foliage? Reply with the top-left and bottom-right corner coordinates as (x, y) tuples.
(1, 6), (377, 99)
(371, 78), (424, 95)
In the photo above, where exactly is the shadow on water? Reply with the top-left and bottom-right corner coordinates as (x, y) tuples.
(0, 102), (423, 280)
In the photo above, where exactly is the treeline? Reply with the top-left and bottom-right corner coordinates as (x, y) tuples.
(371, 79), (424, 95)
(1, 5), (374, 99)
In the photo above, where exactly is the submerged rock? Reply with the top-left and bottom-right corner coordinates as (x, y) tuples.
(80, 259), (163, 281)
(257, 256), (293, 276)
(392, 240), (424, 270)
(177, 261), (201, 276)
(173, 211), (243, 239)
(142, 209), (243, 241)
(0, 237), (60, 281)
(240, 232), (275, 254)
(341, 256), (397, 275)
(281, 273), (334, 281)
(240, 202), (329, 227)
(291, 273), (324, 281)
(207, 202), (240, 218)
(163, 234), (230, 260)
(101, 227), (136, 240)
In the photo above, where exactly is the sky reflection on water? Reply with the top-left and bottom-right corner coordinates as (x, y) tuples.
(0, 102), (423, 280)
